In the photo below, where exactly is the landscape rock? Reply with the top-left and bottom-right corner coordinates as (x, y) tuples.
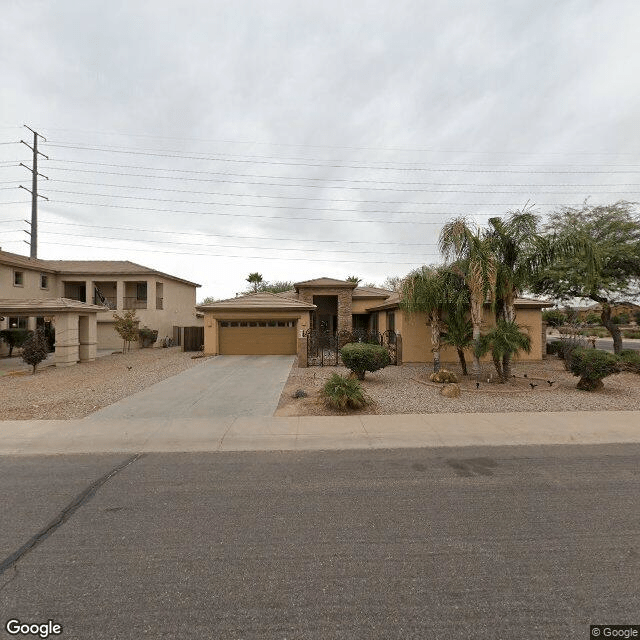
(440, 383), (461, 398)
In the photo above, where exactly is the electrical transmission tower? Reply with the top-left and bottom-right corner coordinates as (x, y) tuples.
(19, 125), (48, 258)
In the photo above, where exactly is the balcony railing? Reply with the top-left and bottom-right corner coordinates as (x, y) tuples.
(156, 297), (163, 310)
(94, 296), (117, 310)
(123, 297), (147, 310)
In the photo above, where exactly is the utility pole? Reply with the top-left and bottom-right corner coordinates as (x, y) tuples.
(19, 125), (48, 258)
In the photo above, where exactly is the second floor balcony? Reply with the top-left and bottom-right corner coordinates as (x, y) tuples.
(123, 297), (147, 310)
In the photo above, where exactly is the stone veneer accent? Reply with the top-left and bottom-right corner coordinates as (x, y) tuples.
(296, 287), (353, 333)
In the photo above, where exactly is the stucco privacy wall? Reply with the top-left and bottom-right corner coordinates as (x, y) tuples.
(203, 310), (312, 355)
(396, 306), (545, 364)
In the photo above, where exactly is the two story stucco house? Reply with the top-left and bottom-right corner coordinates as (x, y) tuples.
(0, 249), (201, 355)
(197, 277), (551, 364)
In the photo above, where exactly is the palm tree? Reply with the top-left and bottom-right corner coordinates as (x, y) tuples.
(246, 272), (263, 292)
(345, 275), (361, 285)
(439, 218), (497, 380)
(441, 312), (473, 375)
(476, 320), (532, 382)
(400, 266), (447, 372)
(486, 206), (595, 371)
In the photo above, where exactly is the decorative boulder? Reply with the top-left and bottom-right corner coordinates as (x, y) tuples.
(430, 369), (459, 383)
(440, 383), (461, 398)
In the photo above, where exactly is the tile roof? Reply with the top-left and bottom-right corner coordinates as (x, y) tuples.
(196, 292), (317, 311)
(0, 250), (200, 287)
(352, 286), (394, 299)
(294, 277), (357, 289)
(0, 298), (107, 313)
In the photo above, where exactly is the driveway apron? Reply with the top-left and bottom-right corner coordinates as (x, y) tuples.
(86, 355), (295, 420)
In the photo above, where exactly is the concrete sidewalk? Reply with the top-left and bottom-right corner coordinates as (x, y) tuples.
(0, 411), (638, 455)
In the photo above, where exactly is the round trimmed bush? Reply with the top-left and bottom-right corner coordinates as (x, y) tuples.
(340, 342), (391, 380)
(569, 348), (621, 391)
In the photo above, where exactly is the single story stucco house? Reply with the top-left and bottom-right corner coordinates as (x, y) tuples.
(197, 277), (552, 365)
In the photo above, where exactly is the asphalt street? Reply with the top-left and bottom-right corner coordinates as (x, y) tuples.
(547, 336), (640, 353)
(1, 444), (639, 639)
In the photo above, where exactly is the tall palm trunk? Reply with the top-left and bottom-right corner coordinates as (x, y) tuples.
(430, 311), (442, 373)
(457, 348), (468, 375)
(470, 297), (483, 380)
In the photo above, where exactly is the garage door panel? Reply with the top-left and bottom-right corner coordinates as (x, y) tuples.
(219, 325), (296, 355)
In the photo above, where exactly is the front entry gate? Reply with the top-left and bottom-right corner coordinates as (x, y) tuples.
(304, 329), (400, 366)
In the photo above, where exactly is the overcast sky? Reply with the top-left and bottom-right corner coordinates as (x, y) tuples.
(1, 0), (639, 300)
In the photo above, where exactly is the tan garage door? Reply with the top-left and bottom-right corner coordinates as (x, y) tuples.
(219, 320), (297, 355)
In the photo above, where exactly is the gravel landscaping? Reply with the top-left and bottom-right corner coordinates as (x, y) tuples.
(0, 347), (212, 420)
(275, 357), (640, 416)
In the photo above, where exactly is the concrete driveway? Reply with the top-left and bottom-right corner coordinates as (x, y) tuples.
(87, 355), (295, 420)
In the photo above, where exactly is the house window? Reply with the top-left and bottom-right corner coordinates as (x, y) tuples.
(13, 271), (24, 287)
(136, 282), (148, 301)
(387, 312), (395, 333)
(9, 317), (27, 329)
(370, 313), (379, 332)
(40, 274), (49, 289)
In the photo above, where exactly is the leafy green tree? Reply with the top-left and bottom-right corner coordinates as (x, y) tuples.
(542, 309), (567, 327)
(21, 328), (48, 374)
(531, 202), (640, 354)
(113, 310), (139, 353)
(612, 312), (630, 324)
(256, 280), (294, 294)
(569, 348), (621, 391)
(0, 328), (30, 357)
(198, 296), (218, 305)
(476, 320), (532, 382)
(246, 272), (264, 292)
(439, 218), (497, 379)
(583, 313), (602, 325)
(382, 276), (403, 292)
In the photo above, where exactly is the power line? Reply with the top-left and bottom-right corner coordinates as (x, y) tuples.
(46, 165), (640, 189)
(39, 229), (435, 256)
(47, 179), (638, 200)
(37, 240), (437, 264)
(47, 190), (588, 214)
(44, 143), (640, 173)
(48, 199), (469, 224)
(38, 220), (440, 246)
(36, 126), (640, 156)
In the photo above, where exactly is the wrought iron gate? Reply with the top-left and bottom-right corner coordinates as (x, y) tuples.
(304, 329), (400, 366)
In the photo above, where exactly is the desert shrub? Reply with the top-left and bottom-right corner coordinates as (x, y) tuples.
(21, 328), (49, 374)
(569, 348), (621, 391)
(0, 328), (31, 357)
(634, 310), (640, 325)
(622, 329), (640, 339)
(138, 326), (158, 348)
(557, 333), (588, 370)
(612, 313), (630, 324)
(619, 349), (640, 373)
(546, 340), (561, 356)
(321, 373), (367, 410)
(583, 313), (602, 325)
(542, 309), (567, 327)
(340, 342), (390, 380)
(429, 369), (459, 383)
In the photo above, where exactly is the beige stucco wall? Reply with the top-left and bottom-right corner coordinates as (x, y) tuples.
(203, 310), (311, 355)
(0, 262), (58, 303)
(351, 298), (387, 314)
(398, 306), (545, 364)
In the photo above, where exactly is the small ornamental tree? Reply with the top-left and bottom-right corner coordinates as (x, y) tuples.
(113, 310), (139, 353)
(569, 348), (621, 391)
(0, 328), (31, 357)
(340, 343), (390, 380)
(21, 328), (49, 374)
(542, 309), (567, 327)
